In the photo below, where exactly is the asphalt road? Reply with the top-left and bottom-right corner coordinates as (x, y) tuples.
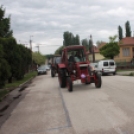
(0, 72), (134, 134)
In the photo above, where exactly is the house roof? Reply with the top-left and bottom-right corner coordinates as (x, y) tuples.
(119, 37), (134, 46)
(87, 45), (99, 54)
(98, 42), (106, 49)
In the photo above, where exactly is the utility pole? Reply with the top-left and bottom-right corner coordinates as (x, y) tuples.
(89, 35), (95, 63)
(36, 44), (40, 53)
(29, 35), (33, 70)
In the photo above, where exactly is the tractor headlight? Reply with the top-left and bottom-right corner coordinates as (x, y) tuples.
(73, 70), (76, 73)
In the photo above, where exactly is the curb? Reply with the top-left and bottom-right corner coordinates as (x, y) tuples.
(0, 77), (35, 112)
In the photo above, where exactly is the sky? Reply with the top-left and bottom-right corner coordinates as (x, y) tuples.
(1, 0), (134, 55)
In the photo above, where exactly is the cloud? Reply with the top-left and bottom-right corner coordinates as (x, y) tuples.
(1, 0), (134, 54)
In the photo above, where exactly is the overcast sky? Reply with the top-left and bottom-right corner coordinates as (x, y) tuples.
(1, 0), (134, 55)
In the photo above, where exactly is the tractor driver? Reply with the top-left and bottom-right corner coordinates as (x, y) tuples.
(75, 51), (82, 62)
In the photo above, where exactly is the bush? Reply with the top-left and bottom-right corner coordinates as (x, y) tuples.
(129, 72), (134, 76)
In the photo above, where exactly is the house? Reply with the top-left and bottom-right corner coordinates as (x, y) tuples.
(88, 43), (106, 62)
(114, 37), (134, 63)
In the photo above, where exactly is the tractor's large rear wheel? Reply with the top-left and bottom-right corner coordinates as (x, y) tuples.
(58, 69), (66, 88)
(67, 77), (73, 92)
(95, 73), (102, 88)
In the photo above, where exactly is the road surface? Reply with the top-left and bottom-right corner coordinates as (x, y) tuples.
(0, 72), (134, 134)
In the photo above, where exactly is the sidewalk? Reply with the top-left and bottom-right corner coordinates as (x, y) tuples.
(0, 73), (75, 134)
(0, 77), (33, 112)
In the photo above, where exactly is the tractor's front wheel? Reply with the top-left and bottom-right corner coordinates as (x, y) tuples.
(67, 77), (73, 92)
(95, 73), (102, 88)
(58, 69), (66, 88)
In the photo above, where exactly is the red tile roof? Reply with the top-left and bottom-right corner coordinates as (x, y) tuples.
(87, 45), (99, 54)
(98, 42), (106, 49)
(119, 37), (134, 46)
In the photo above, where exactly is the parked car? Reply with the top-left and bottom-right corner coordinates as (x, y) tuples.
(37, 66), (47, 75)
(44, 65), (50, 70)
(96, 59), (116, 75)
(90, 63), (98, 70)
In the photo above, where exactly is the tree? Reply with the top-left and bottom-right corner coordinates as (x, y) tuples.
(99, 35), (120, 59)
(109, 35), (118, 43)
(118, 25), (123, 40)
(0, 37), (26, 82)
(89, 38), (93, 53)
(0, 45), (10, 88)
(82, 39), (88, 51)
(63, 31), (80, 46)
(0, 6), (13, 38)
(15, 44), (32, 79)
(63, 31), (71, 46)
(55, 46), (64, 55)
(125, 21), (131, 37)
(32, 52), (46, 65)
(45, 54), (53, 60)
(75, 34), (80, 45)
(0, 6), (32, 83)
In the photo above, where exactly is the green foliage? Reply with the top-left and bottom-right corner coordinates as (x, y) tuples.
(99, 35), (119, 59)
(0, 5), (32, 84)
(14, 44), (32, 80)
(118, 25), (123, 40)
(100, 42), (120, 59)
(0, 71), (37, 101)
(0, 38), (32, 82)
(63, 31), (80, 46)
(75, 34), (80, 45)
(109, 35), (118, 43)
(129, 72), (134, 76)
(82, 39), (89, 51)
(89, 39), (93, 53)
(4, 71), (37, 89)
(0, 6), (13, 37)
(0, 37), (20, 80)
(32, 52), (46, 65)
(0, 45), (10, 88)
(55, 46), (64, 55)
(125, 21), (131, 37)
(45, 54), (53, 60)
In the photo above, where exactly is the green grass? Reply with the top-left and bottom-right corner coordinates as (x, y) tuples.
(117, 69), (134, 72)
(0, 71), (37, 101)
(4, 71), (37, 89)
(0, 89), (9, 101)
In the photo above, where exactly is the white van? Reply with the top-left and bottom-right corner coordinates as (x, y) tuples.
(96, 60), (116, 75)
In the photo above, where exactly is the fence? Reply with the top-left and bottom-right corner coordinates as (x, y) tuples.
(115, 59), (134, 70)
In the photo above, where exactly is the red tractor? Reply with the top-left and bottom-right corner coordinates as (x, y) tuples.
(50, 55), (61, 77)
(57, 45), (102, 92)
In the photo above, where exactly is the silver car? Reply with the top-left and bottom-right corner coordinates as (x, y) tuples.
(37, 66), (47, 75)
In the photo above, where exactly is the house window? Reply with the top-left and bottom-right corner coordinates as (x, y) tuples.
(122, 48), (130, 57)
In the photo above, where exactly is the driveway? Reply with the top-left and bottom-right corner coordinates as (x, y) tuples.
(0, 72), (134, 134)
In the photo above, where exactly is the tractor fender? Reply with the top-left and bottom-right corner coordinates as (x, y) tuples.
(58, 63), (66, 69)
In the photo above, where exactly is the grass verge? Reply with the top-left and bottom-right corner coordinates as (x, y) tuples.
(117, 69), (134, 72)
(0, 71), (37, 101)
